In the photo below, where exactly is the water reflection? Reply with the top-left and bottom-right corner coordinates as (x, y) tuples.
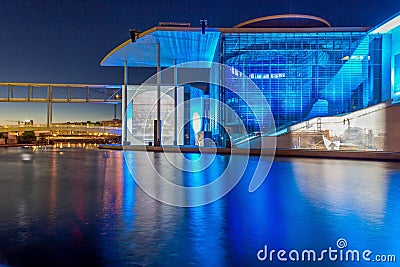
(293, 159), (389, 223)
(126, 151), (247, 207)
(0, 148), (398, 266)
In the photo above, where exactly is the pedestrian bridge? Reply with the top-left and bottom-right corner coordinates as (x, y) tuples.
(0, 124), (121, 135)
(0, 82), (122, 127)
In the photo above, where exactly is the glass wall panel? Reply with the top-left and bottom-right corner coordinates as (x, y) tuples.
(221, 32), (377, 132)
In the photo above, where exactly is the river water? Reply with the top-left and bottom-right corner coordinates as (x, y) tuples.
(0, 147), (398, 266)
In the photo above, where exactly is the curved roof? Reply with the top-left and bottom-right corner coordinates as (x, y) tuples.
(101, 27), (220, 67)
(234, 14), (331, 28)
(100, 15), (374, 68)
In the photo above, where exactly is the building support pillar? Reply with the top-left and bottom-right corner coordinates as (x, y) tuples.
(47, 85), (53, 127)
(154, 43), (161, 147)
(173, 58), (178, 146)
(123, 60), (129, 145)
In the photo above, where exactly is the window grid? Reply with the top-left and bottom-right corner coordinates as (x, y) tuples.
(220, 32), (380, 131)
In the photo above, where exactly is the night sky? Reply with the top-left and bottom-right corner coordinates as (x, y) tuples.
(0, 0), (399, 124)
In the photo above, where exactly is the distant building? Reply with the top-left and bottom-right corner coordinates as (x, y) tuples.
(7, 132), (18, 144)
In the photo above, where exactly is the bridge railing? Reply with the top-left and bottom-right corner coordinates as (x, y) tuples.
(0, 124), (122, 135)
(0, 82), (122, 103)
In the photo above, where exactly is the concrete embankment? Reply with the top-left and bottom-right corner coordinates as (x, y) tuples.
(99, 144), (400, 162)
(0, 144), (35, 148)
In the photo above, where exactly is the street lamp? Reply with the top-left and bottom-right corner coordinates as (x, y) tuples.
(129, 29), (142, 42)
(200, 19), (208, 34)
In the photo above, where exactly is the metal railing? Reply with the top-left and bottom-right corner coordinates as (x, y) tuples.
(0, 82), (122, 103)
(0, 124), (121, 135)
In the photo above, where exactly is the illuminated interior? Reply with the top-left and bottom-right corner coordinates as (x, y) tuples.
(126, 85), (185, 145)
(221, 31), (379, 130)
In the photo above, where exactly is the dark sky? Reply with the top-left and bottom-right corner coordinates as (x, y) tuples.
(0, 0), (399, 123)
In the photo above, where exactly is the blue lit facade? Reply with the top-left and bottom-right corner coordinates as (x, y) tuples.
(101, 12), (400, 146)
(391, 27), (400, 97)
(217, 31), (384, 131)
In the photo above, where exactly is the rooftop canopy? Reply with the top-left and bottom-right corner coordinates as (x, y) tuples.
(100, 28), (220, 68)
(369, 11), (400, 34)
(101, 14), (371, 68)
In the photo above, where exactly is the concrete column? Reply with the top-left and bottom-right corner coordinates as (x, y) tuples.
(47, 85), (53, 127)
(155, 43), (161, 146)
(173, 58), (178, 146)
(123, 61), (129, 145)
(28, 85), (32, 101)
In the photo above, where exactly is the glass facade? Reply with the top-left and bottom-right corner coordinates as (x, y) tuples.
(101, 12), (400, 149)
(126, 85), (185, 145)
(219, 32), (383, 131)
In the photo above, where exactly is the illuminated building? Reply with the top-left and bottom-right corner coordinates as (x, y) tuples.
(101, 13), (400, 149)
